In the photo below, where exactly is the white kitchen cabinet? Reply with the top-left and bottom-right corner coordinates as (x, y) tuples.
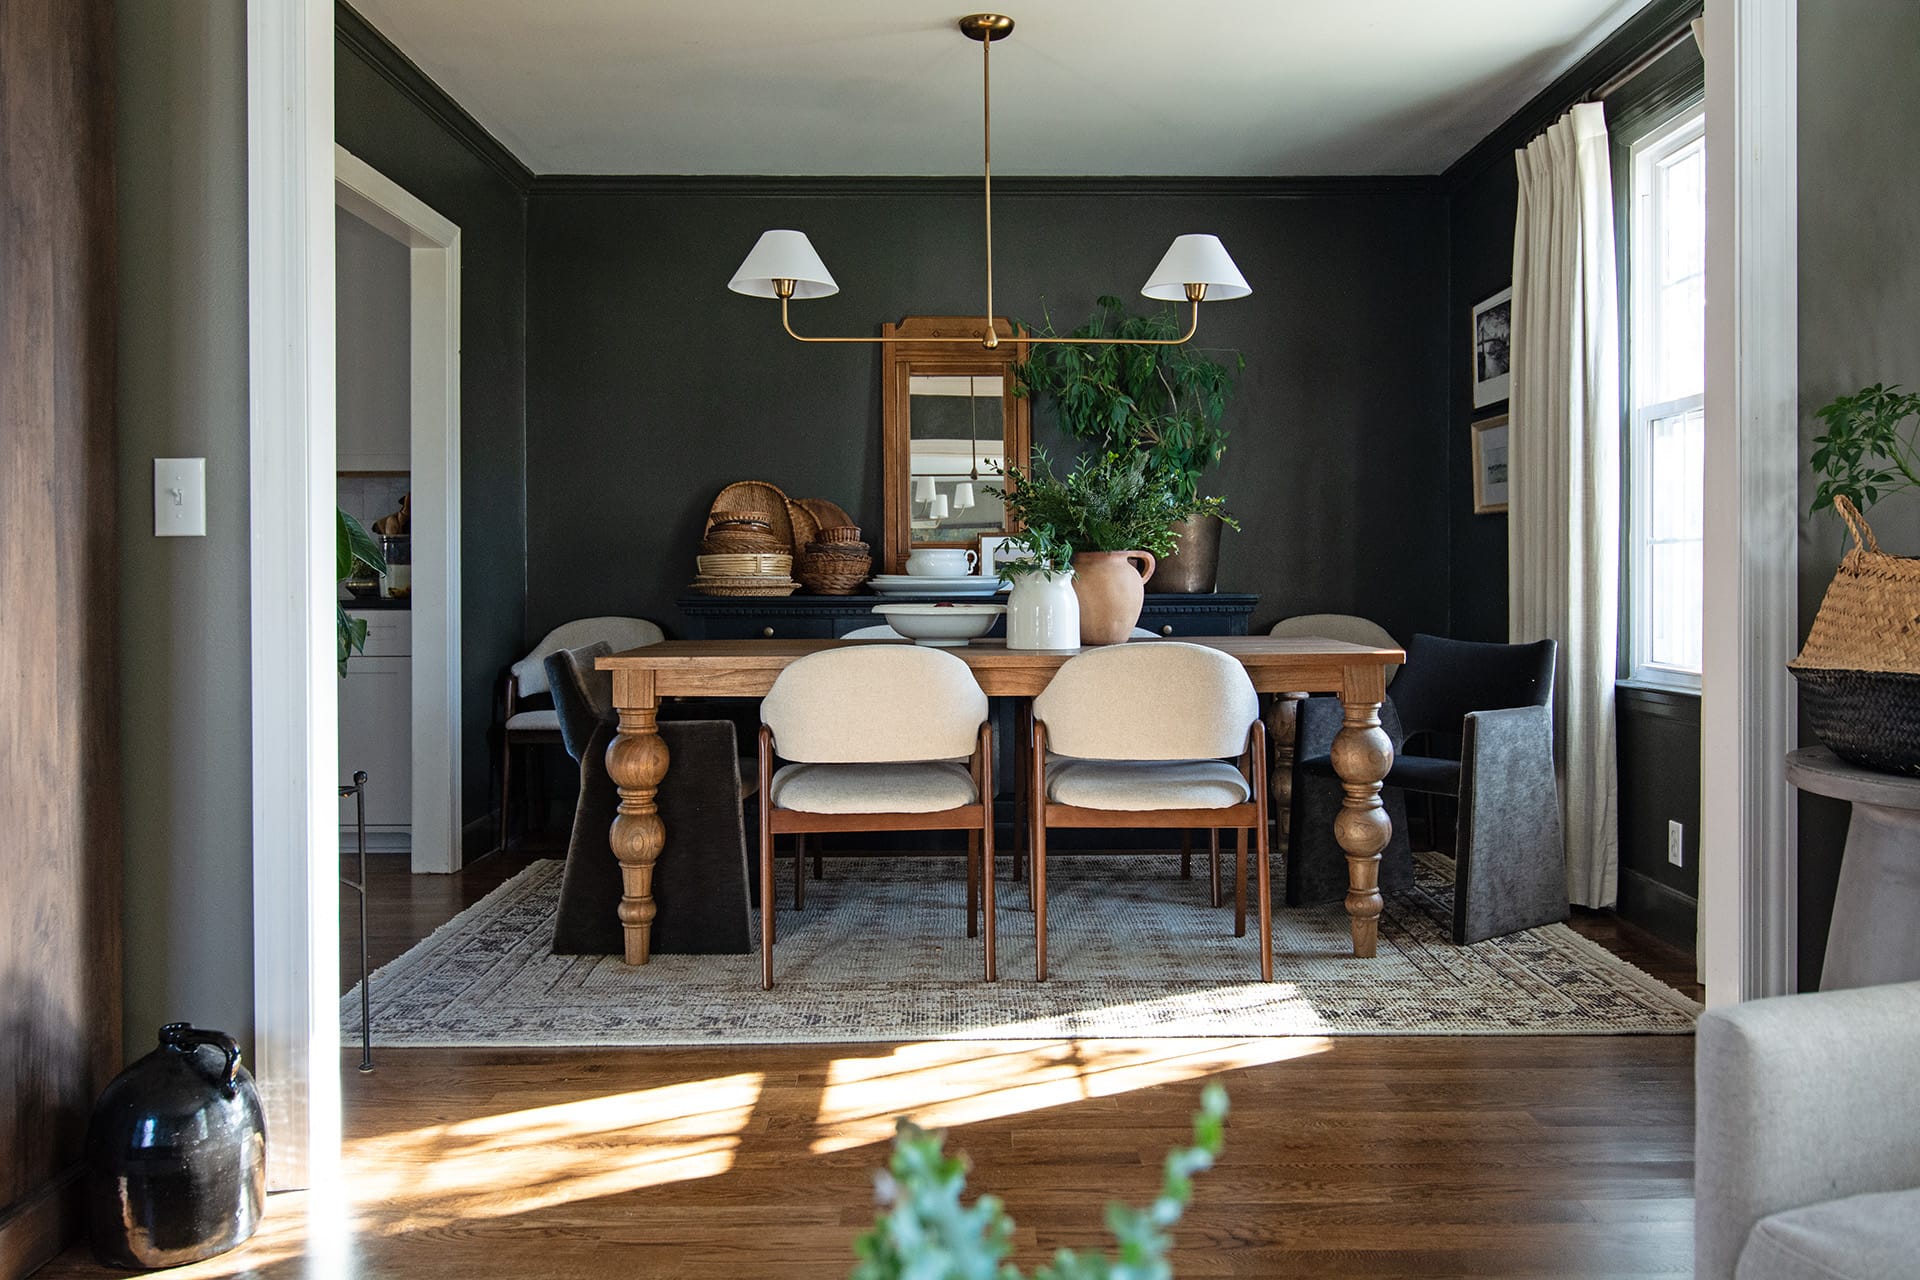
(340, 610), (411, 849)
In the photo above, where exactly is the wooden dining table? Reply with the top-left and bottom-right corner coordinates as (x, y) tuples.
(598, 634), (1403, 967)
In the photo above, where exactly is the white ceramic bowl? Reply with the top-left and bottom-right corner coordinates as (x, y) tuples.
(869, 602), (1006, 646)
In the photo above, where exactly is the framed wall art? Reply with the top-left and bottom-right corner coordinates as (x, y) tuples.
(1471, 286), (1512, 408)
(1472, 413), (1510, 514)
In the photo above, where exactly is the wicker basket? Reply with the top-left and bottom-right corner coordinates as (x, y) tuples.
(817, 525), (864, 544)
(794, 551), (872, 595)
(695, 552), (792, 577)
(708, 482), (796, 554)
(1790, 495), (1920, 774)
(804, 539), (871, 559)
(690, 574), (800, 598)
(700, 529), (788, 555)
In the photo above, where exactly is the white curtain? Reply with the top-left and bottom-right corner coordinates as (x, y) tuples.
(1509, 102), (1620, 909)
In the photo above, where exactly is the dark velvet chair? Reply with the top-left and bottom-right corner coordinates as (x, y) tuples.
(542, 644), (753, 956)
(1287, 633), (1566, 944)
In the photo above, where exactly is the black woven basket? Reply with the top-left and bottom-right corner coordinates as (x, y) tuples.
(1790, 666), (1920, 777)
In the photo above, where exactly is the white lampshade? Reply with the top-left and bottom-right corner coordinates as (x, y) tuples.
(913, 476), (937, 503)
(728, 230), (840, 299)
(951, 481), (976, 510)
(931, 494), (951, 519)
(1141, 234), (1251, 302)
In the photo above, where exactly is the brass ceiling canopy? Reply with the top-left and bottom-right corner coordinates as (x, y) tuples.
(726, 12), (1250, 348)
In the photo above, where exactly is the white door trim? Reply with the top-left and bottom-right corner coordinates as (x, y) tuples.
(246, 0), (337, 1191)
(335, 145), (464, 876)
(1701, 0), (1800, 1005)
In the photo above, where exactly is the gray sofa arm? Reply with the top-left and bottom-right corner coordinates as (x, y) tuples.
(1695, 981), (1920, 1279)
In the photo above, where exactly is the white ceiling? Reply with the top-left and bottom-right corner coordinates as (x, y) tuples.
(350, 0), (1647, 176)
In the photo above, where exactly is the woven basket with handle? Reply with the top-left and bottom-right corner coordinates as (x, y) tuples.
(1790, 494), (1920, 775)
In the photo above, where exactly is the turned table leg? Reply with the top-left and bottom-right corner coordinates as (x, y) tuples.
(606, 670), (669, 965)
(1333, 666), (1393, 958)
(1268, 691), (1307, 858)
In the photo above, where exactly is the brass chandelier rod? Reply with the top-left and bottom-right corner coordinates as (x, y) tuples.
(735, 13), (1242, 348)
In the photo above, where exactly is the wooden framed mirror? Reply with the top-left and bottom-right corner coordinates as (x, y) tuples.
(880, 316), (1032, 574)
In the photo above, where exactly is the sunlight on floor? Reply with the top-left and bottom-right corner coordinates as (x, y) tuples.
(807, 1036), (1331, 1153)
(343, 1070), (766, 1232)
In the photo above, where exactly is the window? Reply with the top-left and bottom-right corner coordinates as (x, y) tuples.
(1626, 107), (1705, 687)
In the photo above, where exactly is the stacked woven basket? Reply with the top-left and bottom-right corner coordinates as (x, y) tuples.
(692, 482), (872, 597)
(1791, 495), (1920, 775)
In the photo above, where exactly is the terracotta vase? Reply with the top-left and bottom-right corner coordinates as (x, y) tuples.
(1071, 550), (1157, 645)
(1154, 514), (1224, 593)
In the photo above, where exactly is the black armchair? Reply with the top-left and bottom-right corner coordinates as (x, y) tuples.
(1287, 634), (1567, 944)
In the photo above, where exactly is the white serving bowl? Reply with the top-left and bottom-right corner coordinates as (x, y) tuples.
(869, 602), (1006, 646)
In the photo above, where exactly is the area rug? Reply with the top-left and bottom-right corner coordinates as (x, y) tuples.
(345, 853), (1699, 1046)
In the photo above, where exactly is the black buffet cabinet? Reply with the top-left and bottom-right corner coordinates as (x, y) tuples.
(675, 592), (1259, 641)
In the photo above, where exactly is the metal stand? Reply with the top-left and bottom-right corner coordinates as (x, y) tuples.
(338, 770), (373, 1072)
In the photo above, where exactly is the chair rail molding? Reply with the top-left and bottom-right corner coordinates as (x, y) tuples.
(1701, 0), (1798, 1005)
(247, 0), (341, 1195)
(334, 145), (464, 875)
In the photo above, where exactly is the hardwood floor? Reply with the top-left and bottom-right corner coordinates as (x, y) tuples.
(43, 842), (1698, 1278)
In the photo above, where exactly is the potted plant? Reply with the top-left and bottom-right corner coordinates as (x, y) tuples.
(1013, 296), (1243, 592)
(994, 449), (1182, 645)
(852, 1084), (1227, 1279)
(337, 509), (387, 676)
(1795, 384), (1920, 773)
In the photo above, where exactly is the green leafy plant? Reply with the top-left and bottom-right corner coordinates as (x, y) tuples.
(1012, 296), (1244, 513)
(337, 509), (387, 676)
(851, 1083), (1228, 1280)
(1809, 383), (1920, 515)
(995, 521), (1075, 580)
(991, 449), (1185, 563)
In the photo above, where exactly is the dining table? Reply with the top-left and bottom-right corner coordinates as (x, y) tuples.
(598, 634), (1403, 967)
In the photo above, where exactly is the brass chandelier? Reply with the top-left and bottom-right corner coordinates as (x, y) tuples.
(726, 13), (1251, 349)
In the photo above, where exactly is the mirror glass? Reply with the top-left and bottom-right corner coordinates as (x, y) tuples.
(908, 374), (1007, 547)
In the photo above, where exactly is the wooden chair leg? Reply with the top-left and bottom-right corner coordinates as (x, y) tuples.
(793, 834), (805, 910)
(760, 813), (775, 992)
(1256, 816), (1273, 982)
(1181, 830), (1193, 880)
(1032, 816), (1049, 982)
(967, 831), (980, 940)
(982, 817), (997, 982)
(1209, 829), (1223, 908)
(1234, 826), (1248, 938)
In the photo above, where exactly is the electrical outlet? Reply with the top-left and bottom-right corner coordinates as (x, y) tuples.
(1667, 819), (1685, 867)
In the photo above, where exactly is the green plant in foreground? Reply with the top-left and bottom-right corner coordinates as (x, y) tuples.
(336, 508), (387, 676)
(851, 1083), (1229, 1280)
(1809, 383), (1920, 515)
(990, 449), (1185, 563)
(1013, 295), (1243, 514)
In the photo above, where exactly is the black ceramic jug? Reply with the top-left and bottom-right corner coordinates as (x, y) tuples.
(84, 1023), (267, 1270)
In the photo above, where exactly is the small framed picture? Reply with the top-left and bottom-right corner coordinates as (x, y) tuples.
(977, 534), (1013, 577)
(1472, 413), (1510, 514)
(1471, 286), (1512, 408)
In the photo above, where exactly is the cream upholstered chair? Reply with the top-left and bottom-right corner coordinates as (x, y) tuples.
(840, 624), (905, 640)
(500, 616), (664, 848)
(757, 645), (995, 987)
(1027, 642), (1270, 982)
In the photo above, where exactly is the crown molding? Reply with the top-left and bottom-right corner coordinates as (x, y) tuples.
(335, 1), (534, 192)
(1443, 0), (1702, 189)
(529, 173), (1441, 199)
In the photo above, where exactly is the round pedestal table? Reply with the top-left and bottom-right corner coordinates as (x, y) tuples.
(1785, 746), (1920, 990)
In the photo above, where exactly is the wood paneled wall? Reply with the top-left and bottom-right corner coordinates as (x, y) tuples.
(0, 0), (121, 1274)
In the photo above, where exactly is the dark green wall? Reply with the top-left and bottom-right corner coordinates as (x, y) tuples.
(523, 179), (1451, 643)
(335, 8), (531, 847)
(1795, 0), (1920, 989)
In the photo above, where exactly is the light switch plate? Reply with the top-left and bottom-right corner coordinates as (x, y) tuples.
(154, 458), (207, 537)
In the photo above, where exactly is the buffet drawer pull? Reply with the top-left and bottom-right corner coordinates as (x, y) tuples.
(1160, 624), (1175, 636)
(762, 626), (776, 638)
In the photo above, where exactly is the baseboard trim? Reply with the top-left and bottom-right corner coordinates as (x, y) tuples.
(1618, 868), (1699, 953)
(0, 1165), (85, 1280)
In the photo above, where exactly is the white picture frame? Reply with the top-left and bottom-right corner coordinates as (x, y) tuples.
(1471, 286), (1512, 408)
(1472, 413), (1510, 514)
(977, 533), (1013, 577)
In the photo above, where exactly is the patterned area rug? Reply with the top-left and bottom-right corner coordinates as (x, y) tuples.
(346, 853), (1699, 1045)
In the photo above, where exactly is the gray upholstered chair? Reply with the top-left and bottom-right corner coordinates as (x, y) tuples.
(1696, 981), (1920, 1279)
(1286, 633), (1564, 945)
(757, 646), (996, 987)
(500, 616), (664, 848)
(1027, 642), (1271, 982)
